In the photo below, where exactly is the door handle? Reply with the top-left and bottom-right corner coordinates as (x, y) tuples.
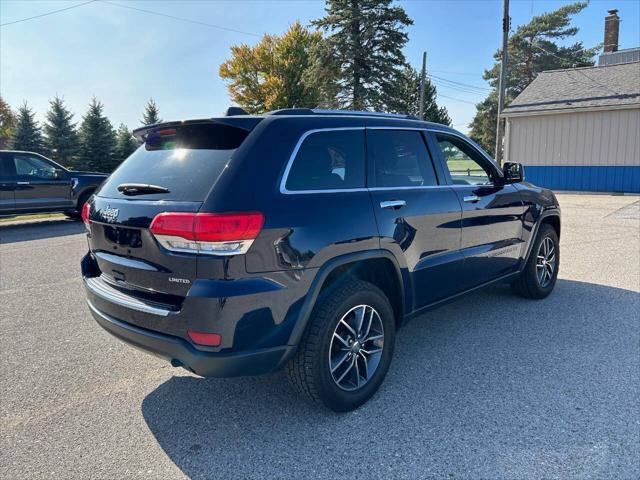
(463, 194), (480, 203)
(380, 200), (406, 210)
(16, 181), (30, 185)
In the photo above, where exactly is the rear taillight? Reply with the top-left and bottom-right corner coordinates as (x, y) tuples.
(81, 202), (91, 230)
(149, 212), (264, 256)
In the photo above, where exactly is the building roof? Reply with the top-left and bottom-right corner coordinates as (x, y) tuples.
(502, 61), (640, 116)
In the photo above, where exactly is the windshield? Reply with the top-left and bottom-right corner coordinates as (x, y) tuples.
(97, 123), (249, 202)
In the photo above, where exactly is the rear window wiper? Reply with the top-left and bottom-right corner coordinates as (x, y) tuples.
(117, 183), (170, 195)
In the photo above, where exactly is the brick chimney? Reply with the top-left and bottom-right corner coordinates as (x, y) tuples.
(604, 9), (620, 53)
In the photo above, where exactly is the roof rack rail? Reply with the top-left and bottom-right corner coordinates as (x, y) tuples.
(266, 108), (419, 120)
(267, 108), (315, 116)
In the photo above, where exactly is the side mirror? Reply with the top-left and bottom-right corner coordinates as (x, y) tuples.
(53, 169), (64, 180)
(503, 162), (524, 183)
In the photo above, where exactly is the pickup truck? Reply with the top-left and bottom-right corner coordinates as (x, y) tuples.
(0, 150), (108, 218)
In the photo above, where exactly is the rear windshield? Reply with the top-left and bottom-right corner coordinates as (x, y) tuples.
(97, 123), (249, 202)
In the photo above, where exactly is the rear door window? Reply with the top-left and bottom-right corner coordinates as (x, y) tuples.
(97, 123), (251, 201)
(367, 129), (438, 188)
(284, 129), (365, 191)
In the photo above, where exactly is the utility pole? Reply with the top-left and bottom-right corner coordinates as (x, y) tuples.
(495, 0), (510, 164)
(419, 51), (427, 120)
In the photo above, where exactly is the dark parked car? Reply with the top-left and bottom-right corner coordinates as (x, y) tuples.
(81, 109), (560, 411)
(0, 150), (107, 218)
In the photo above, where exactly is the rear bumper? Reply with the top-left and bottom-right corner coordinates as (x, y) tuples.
(86, 299), (295, 377)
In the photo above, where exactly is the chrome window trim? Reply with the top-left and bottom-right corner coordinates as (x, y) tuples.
(279, 127), (366, 195)
(428, 129), (502, 175)
(368, 185), (449, 191)
(279, 126), (499, 195)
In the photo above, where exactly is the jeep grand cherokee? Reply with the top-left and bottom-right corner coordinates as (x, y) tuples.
(81, 109), (560, 412)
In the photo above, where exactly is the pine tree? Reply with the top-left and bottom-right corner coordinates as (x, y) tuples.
(9, 102), (45, 153)
(387, 66), (451, 125)
(141, 99), (162, 125)
(43, 96), (79, 168)
(312, 0), (413, 110)
(78, 97), (117, 172)
(470, 2), (597, 154)
(114, 124), (138, 164)
(0, 96), (16, 149)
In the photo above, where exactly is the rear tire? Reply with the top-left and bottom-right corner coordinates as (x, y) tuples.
(287, 279), (396, 412)
(64, 190), (93, 220)
(512, 223), (559, 299)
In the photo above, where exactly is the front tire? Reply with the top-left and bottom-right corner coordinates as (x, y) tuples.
(512, 223), (560, 299)
(287, 280), (396, 412)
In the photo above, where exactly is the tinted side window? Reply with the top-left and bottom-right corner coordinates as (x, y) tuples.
(435, 134), (493, 186)
(368, 130), (438, 188)
(285, 130), (365, 191)
(13, 154), (58, 180)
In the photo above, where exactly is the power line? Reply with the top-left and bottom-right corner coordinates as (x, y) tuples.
(532, 43), (621, 96)
(428, 74), (492, 92)
(437, 93), (478, 105)
(429, 69), (484, 77)
(99, 1), (261, 38)
(0, 0), (97, 27)
(430, 79), (490, 96)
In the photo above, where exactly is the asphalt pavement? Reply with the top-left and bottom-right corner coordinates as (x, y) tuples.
(1, 194), (638, 479)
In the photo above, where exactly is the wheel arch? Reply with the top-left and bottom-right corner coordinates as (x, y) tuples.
(522, 209), (561, 267)
(288, 250), (407, 347)
(74, 187), (96, 209)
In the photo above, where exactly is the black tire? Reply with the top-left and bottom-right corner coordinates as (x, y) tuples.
(286, 279), (396, 412)
(512, 223), (560, 299)
(64, 191), (93, 220)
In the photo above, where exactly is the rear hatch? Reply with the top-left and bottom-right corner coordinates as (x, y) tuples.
(86, 121), (255, 305)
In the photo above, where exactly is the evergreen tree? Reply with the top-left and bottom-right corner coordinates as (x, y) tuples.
(114, 124), (138, 163)
(312, 0), (413, 110)
(9, 102), (44, 153)
(0, 96), (16, 149)
(141, 99), (162, 125)
(470, 2), (597, 154)
(78, 97), (117, 172)
(387, 66), (451, 125)
(43, 96), (79, 168)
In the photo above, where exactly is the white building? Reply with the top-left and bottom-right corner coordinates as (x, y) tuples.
(502, 10), (639, 193)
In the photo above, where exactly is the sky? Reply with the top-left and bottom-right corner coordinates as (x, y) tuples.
(1, 0), (639, 134)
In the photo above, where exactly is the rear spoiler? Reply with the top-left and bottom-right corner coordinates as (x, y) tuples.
(133, 117), (263, 142)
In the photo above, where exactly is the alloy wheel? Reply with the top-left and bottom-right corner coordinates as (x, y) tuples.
(536, 236), (556, 287)
(328, 304), (385, 391)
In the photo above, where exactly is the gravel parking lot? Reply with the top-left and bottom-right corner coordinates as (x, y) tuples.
(1, 194), (638, 479)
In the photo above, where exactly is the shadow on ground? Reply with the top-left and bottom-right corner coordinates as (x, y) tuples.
(142, 280), (639, 479)
(0, 219), (84, 244)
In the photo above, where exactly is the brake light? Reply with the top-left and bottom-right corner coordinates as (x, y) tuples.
(81, 202), (91, 230)
(149, 212), (264, 256)
(187, 330), (222, 347)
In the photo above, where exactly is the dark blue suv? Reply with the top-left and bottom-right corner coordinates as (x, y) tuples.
(81, 109), (561, 411)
